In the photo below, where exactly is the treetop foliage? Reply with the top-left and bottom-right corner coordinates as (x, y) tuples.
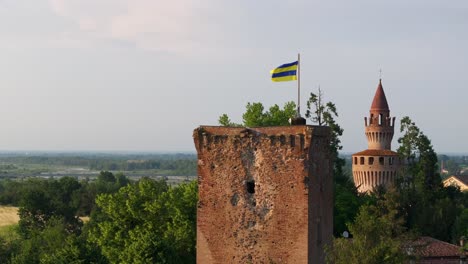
(397, 116), (441, 192)
(305, 88), (344, 177)
(327, 192), (408, 264)
(0, 172), (198, 263)
(219, 101), (296, 127)
(88, 178), (197, 264)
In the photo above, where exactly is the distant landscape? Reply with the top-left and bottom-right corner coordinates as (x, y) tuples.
(0, 152), (197, 184)
(1, 151), (466, 182)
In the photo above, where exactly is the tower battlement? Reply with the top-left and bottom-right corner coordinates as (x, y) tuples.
(194, 125), (333, 264)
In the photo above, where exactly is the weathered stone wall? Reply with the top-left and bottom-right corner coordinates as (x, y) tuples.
(352, 153), (401, 193)
(194, 126), (332, 264)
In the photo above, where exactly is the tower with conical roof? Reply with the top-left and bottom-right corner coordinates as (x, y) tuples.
(352, 79), (402, 193)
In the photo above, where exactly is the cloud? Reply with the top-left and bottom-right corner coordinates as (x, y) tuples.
(47, 0), (210, 53)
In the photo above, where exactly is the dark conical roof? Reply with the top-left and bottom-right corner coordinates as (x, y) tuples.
(370, 79), (389, 111)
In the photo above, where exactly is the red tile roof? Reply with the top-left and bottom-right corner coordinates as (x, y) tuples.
(408, 236), (465, 258)
(352, 149), (399, 156)
(370, 79), (390, 111)
(452, 175), (468, 186)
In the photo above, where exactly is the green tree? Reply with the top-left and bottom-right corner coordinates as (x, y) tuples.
(218, 101), (296, 127)
(11, 217), (70, 264)
(40, 232), (108, 264)
(218, 114), (239, 127)
(452, 208), (468, 250)
(305, 88), (344, 177)
(326, 190), (408, 264)
(396, 117), (466, 243)
(0, 225), (20, 263)
(97, 171), (116, 183)
(0, 179), (23, 205)
(333, 183), (364, 236)
(18, 177), (82, 237)
(305, 88), (355, 236)
(88, 178), (197, 264)
(78, 171), (131, 217)
(397, 116), (441, 191)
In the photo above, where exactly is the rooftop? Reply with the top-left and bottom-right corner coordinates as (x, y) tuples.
(452, 175), (468, 185)
(408, 236), (466, 258)
(370, 79), (390, 111)
(445, 175), (468, 186)
(352, 149), (399, 156)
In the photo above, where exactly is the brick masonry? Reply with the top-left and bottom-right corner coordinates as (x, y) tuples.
(352, 80), (402, 193)
(193, 125), (333, 264)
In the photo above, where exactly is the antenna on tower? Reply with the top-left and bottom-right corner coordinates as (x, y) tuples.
(379, 68), (383, 80)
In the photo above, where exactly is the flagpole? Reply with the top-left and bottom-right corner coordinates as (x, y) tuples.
(297, 53), (301, 117)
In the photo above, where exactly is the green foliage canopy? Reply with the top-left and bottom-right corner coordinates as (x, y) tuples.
(305, 89), (344, 176)
(398, 116), (441, 191)
(219, 101), (296, 127)
(396, 117), (465, 243)
(327, 190), (408, 264)
(18, 177), (83, 237)
(88, 179), (197, 264)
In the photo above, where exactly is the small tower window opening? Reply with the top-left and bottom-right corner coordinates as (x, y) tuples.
(379, 157), (384, 165)
(360, 157), (365, 165)
(369, 157), (374, 165)
(354, 157), (358, 165)
(389, 157), (394, 165)
(378, 114), (383, 126)
(246, 180), (255, 194)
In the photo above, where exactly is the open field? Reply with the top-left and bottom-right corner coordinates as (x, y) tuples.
(0, 206), (19, 227)
(0, 152), (197, 179)
(0, 206), (91, 227)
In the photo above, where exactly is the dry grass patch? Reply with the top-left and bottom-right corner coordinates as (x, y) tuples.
(0, 206), (19, 227)
(0, 206), (90, 225)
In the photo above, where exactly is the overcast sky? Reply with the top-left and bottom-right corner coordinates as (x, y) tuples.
(0, 0), (467, 153)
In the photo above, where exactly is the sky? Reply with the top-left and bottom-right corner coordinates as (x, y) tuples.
(0, 0), (467, 153)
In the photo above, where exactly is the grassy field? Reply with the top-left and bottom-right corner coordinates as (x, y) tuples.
(0, 206), (90, 227)
(0, 206), (20, 243)
(0, 206), (19, 227)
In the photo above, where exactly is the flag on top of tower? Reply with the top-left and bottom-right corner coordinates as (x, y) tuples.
(270, 61), (298, 82)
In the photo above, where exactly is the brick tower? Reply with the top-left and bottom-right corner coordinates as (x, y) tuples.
(352, 79), (402, 193)
(194, 125), (333, 264)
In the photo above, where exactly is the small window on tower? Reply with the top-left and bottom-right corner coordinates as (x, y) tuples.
(378, 114), (383, 125)
(246, 180), (255, 194)
(379, 157), (384, 165)
(354, 157), (357, 165)
(369, 157), (374, 165)
(389, 157), (394, 165)
(360, 157), (364, 165)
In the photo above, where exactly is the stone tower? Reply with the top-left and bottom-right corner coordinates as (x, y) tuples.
(194, 125), (332, 264)
(352, 79), (402, 193)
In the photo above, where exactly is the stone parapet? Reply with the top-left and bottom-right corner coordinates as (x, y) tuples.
(194, 125), (332, 264)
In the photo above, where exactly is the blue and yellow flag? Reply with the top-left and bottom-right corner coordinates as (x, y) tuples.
(270, 61), (298, 82)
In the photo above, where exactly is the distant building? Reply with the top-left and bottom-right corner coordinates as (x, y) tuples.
(352, 79), (403, 193)
(406, 236), (467, 264)
(443, 175), (468, 191)
(439, 160), (449, 174)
